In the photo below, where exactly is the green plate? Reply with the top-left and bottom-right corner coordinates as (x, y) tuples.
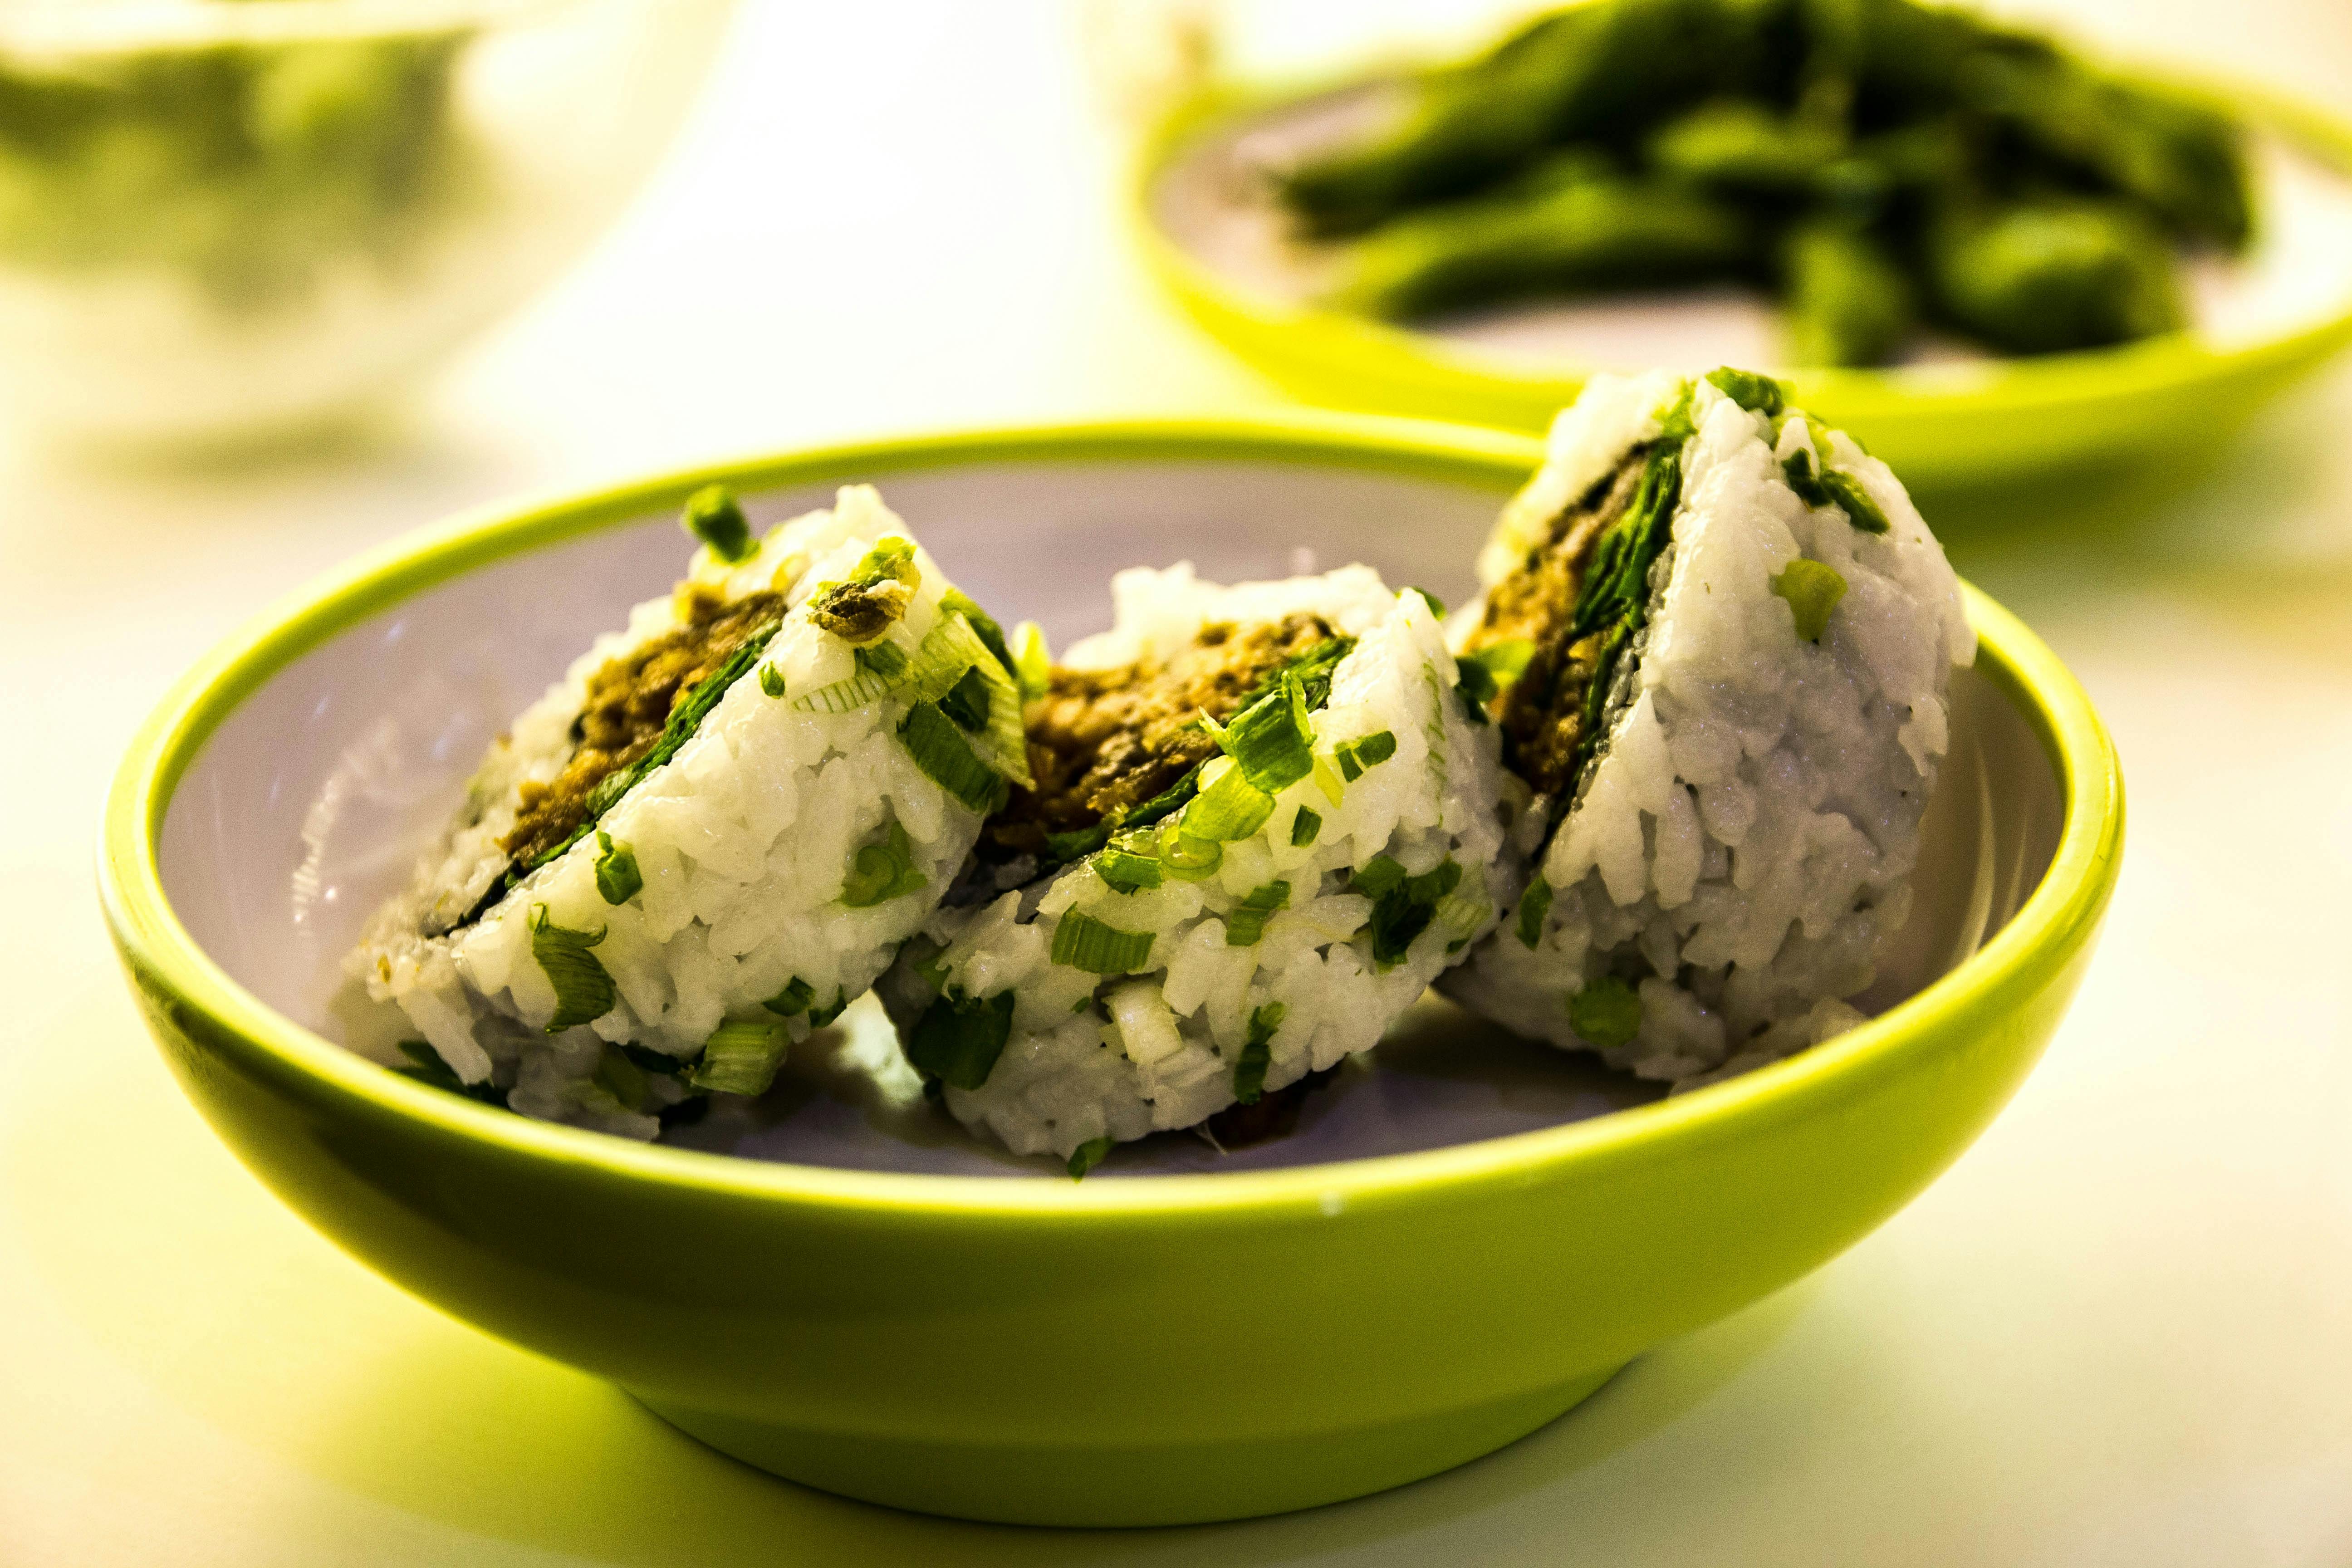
(99, 416), (2122, 1526)
(1135, 70), (2352, 485)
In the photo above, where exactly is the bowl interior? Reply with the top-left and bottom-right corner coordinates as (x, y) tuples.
(157, 451), (2063, 1178)
(1150, 81), (2352, 377)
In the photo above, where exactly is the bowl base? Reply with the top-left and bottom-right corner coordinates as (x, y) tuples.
(632, 1361), (1628, 1528)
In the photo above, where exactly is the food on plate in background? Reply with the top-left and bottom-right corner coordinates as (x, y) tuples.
(1273, 0), (2250, 363)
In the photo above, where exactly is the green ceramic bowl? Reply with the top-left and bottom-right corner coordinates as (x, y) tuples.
(99, 416), (2122, 1528)
(1137, 70), (2352, 486)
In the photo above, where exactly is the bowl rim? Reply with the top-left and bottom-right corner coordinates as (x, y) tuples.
(1131, 62), (2352, 421)
(98, 412), (2124, 1219)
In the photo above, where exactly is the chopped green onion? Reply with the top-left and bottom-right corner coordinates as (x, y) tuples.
(1233, 1002), (1286, 1105)
(1568, 976), (1644, 1049)
(529, 904), (614, 1032)
(763, 976), (817, 1017)
(1011, 619), (1051, 701)
(938, 663), (991, 731)
(906, 989), (1014, 1090)
(593, 1041), (652, 1112)
(1516, 877), (1553, 950)
(807, 991), (851, 1029)
(687, 1017), (790, 1097)
(1095, 843), (1165, 894)
(681, 484), (754, 563)
(1409, 586), (1446, 617)
(1770, 559), (1849, 642)
(1817, 468), (1891, 534)
(593, 830), (642, 906)
(907, 942), (951, 993)
(622, 1043), (690, 1075)
(392, 1039), (508, 1106)
(1290, 806), (1322, 847)
(1126, 767), (1202, 833)
(1223, 881), (1291, 946)
(899, 700), (1011, 814)
(1204, 671), (1317, 794)
(1067, 1135), (1116, 1180)
(1050, 911), (1157, 975)
(1046, 821), (1115, 864)
(1352, 855), (1407, 899)
(758, 662), (787, 698)
(1705, 366), (1786, 416)
(1360, 860), (1462, 970)
(941, 588), (1016, 679)
(1184, 759), (1276, 842)
(855, 640), (909, 681)
(847, 535), (918, 590)
(1334, 730), (1397, 783)
(1155, 819), (1225, 880)
(1781, 446), (1830, 508)
(840, 817), (926, 907)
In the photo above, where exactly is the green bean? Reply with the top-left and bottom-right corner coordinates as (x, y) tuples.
(1927, 201), (2184, 354)
(1781, 220), (1911, 366)
(1332, 162), (1752, 320)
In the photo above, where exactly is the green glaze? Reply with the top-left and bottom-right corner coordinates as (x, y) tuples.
(1136, 72), (2352, 485)
(99, 418), (2122, 1527)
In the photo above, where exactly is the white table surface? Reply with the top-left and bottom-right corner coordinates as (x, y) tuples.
(5, 2), (2352, 1563)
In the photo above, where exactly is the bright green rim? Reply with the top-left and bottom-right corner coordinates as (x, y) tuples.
(1132, 66), (2352, 422)
(98, 413), (2123, 1220)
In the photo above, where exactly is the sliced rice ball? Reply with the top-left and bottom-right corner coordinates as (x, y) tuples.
(878, 564), (1510, 1172)
(350, 484), (1030, 1138)
(1445, 367), (1975, 1083)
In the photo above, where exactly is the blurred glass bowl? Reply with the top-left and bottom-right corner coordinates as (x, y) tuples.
(0, 0), (734, 451)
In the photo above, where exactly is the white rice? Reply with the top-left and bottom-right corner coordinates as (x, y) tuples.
(878, 565), (1509, 1162)
(1444, 372), (1975, 1081)
(350, 485), (1025, 1138)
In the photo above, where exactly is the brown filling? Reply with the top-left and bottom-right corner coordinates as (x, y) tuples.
(500, 587), (785, 866)
(1461, 455), (1645, 799)
(983, 612), (1340, 858)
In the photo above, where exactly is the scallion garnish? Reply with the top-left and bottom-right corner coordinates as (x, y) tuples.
(840, 817), (926, 908)
(1409, 586), (1446, 617)
(1184, 759), (1276, 843)
(855, 640), (909, 681)
(592, 1041), (652, 1112)
(1817, 468), (1891, 534)
(758, 662), (787, 698)
(681, 484), (754, 563)
(763, 976), (817, 1017)
(1223, 881), (1291, 946)
(1067, 1135), (1116, 1180)
(1515, 876), (1553, 950)
(1050, 911), (1157, 975)
(1333, 730), (1397, 783)
(1233, 1002), (1286, 1104)
(1290, 806), (1322, 847)
(1568, 975), (1644, 1049)
(1705, 366), (1786, 416)
(938, 663), (991, 732)
(1095, 842), (1165, 894)
(906, 989), (1014, 1090)
(593, 830), (642, 906)
(687, 1017), (790, 1097)
(529, 904), (614, 1032)
(1355, 859), (1462, 970)
(1203, 671), (1317, 795)
(899, 700), (1011, 815)
(1769, 558), (1848, 642)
